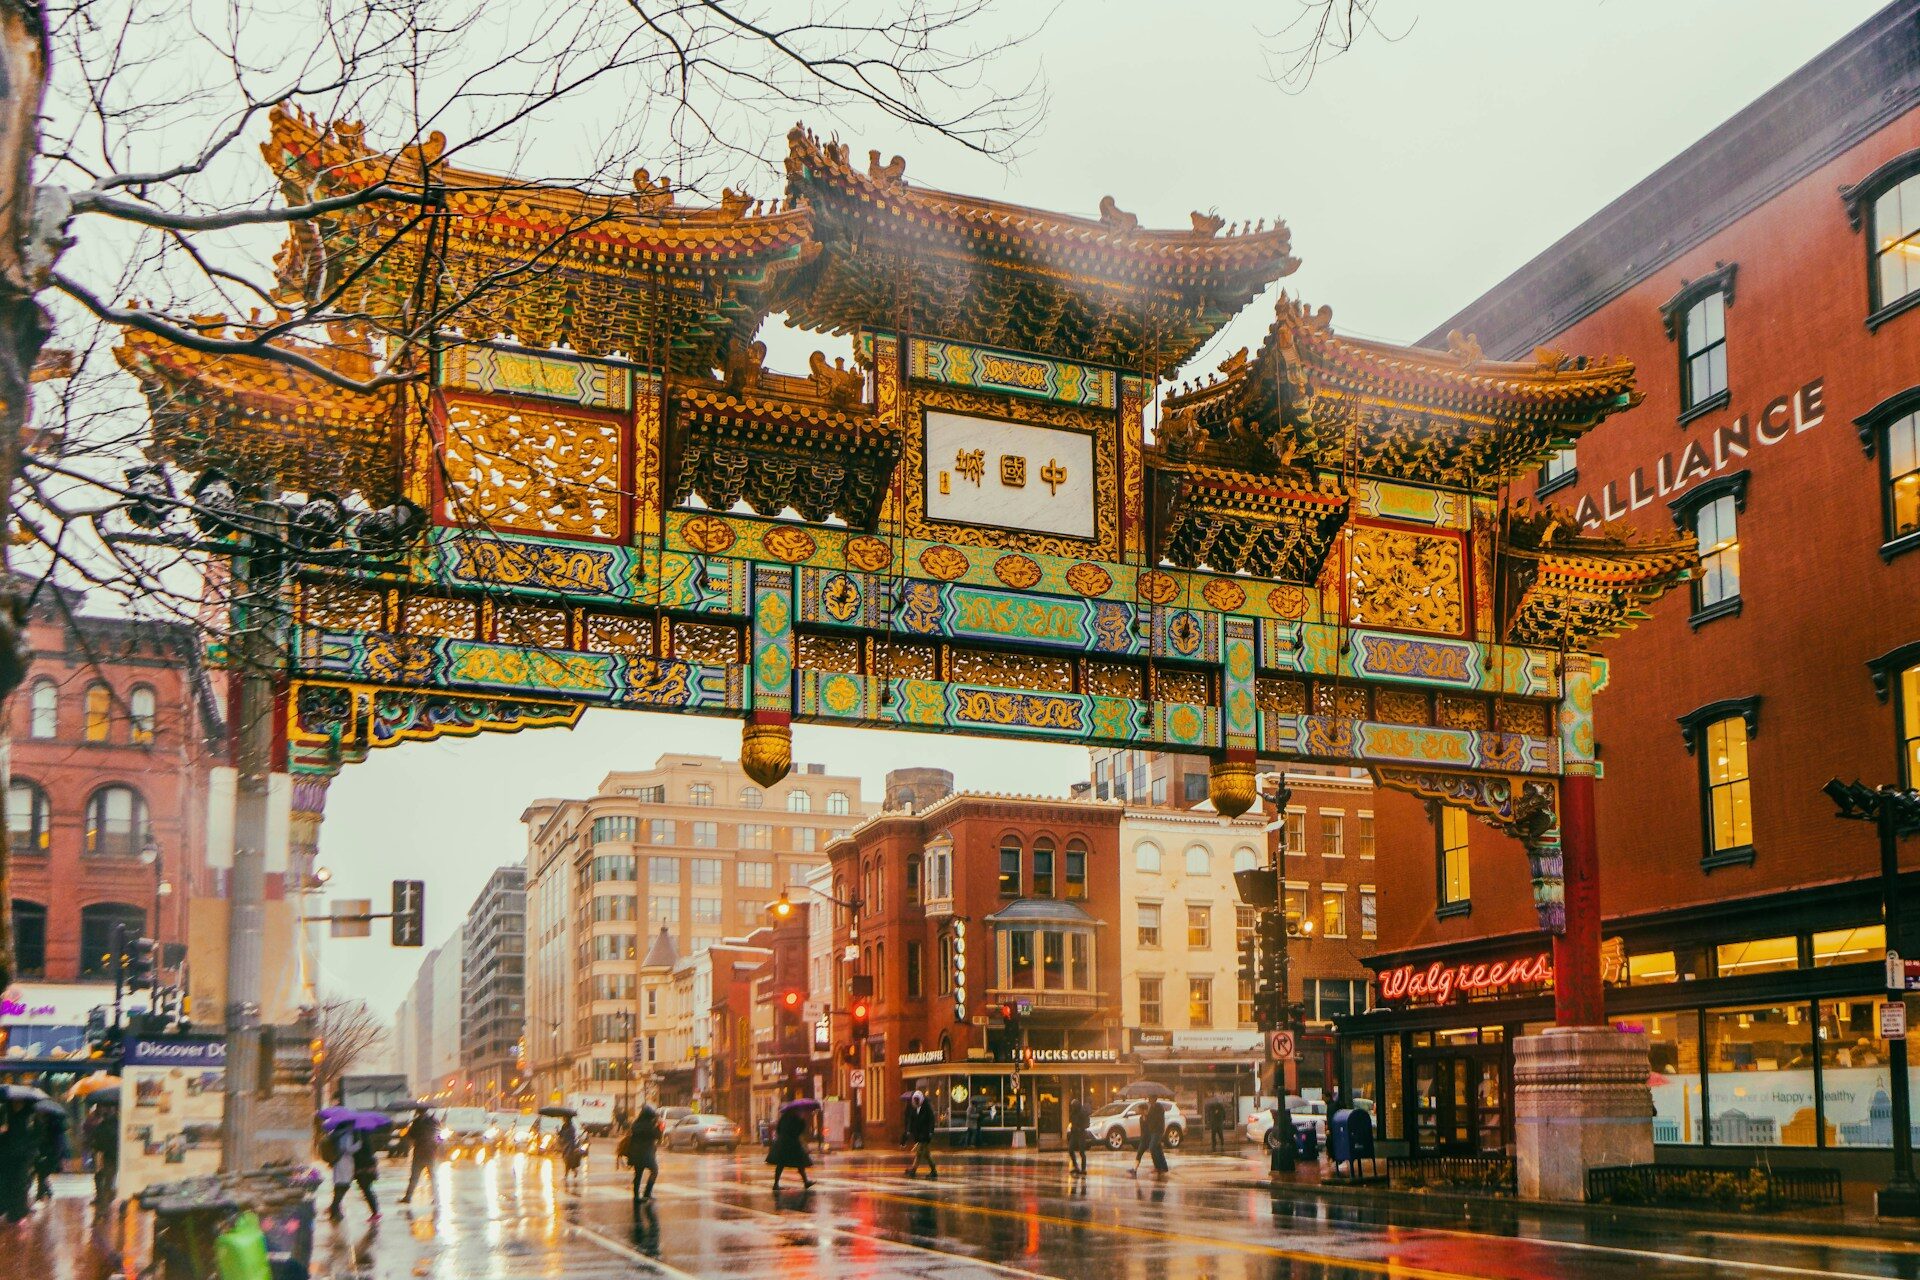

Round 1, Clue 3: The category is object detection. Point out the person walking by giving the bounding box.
[558,1117,586,1188]
[83,1102,118,1207]
[766,1105,814,1192]
[903,1092,937,1180]
[1066,1095,1091,1176]
[964,1097,984,1149]
[34,1104,68,1201]
[622,1104,661,1204]
[1205,1097,1227,1154]
[324,1120,378,1221]
[399,1110,438,1205]
[0,1094,40,1222]
[1131,1098,1168,1176]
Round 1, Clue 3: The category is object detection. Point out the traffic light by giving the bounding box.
[950,920,968,1023]
[780,990,802,1013]
[1237,925,1259,990]
[125,937,159,992]
[849,999,870,1041]
[392,879,425,947]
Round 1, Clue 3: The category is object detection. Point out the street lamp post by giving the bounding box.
[1823,779,1920,1218]
[770,884,865,1141]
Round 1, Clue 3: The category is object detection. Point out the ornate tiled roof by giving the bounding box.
[1150,463,1351,581]
[670,346,900,527]
[1158,296,1642,492]
[113,321,402,501]
[262,107,814,372]
[777,127,1299,376]
[1498,500,1698,649]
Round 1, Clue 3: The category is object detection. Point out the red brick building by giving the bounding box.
[1347,4,1920,1174]
[827,794,1124,1147]
[7,584,220,986]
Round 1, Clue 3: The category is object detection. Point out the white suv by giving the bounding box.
[1089,1099,1186,1150]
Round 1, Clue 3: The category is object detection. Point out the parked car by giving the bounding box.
[1089,1099,1186,1151]
[1244,1097,1330,1150]
[659,1105,695,1129]
[664,1113,741,1153]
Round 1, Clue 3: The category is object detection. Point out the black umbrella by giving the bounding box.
[34,1099,67,1122]
[2,1084,48,1104]
[538,1106,576,1118]
[1121,1081,1173,1100]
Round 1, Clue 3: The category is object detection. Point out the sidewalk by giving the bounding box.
[816,1145,1920,1244]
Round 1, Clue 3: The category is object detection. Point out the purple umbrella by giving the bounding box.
[779,1098,821,1114]
[317,1107,393,1132]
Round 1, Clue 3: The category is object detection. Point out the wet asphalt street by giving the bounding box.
[19,1147,1920,1278]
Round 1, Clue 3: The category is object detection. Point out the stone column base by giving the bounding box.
[1513,1026,1654,1202]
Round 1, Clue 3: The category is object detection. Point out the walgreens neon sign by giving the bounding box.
[1378,953,1553,1005]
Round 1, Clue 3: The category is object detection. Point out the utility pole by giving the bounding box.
[222,516,286,1172]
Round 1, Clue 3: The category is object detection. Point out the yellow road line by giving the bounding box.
[850,1185,1490,1280]
[1694,1229,1920,1256]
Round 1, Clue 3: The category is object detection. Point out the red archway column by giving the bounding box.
[1552,771,1603,1027]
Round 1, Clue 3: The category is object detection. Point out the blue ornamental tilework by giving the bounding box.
[797,670,1163,747]
[1261,712,1561,775]
[908,337,1116,409]
[1154,608,1219,664]
[438,343,632,410]
[436,529,637,600]
[751,564,794,714]
[1255,623,1558,698]
[797,573,1149,658]
[296,628,743,713]
[1559,653,1599,769]
[1222,618,1258,752]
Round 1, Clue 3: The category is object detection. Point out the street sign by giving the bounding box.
[1015,999,1032,1016]
[1887,951,1920,992]
[1267,1030,1296,1061]
[329,899,371,938]
[849,1068,866,1089]
[1884,1002,1908,1040]
[631,1037,645,1065]
[392,880,425,947]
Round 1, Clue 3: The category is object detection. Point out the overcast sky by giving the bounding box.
[311,0,1888,1015]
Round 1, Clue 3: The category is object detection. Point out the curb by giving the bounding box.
[806,1148,1920,1242]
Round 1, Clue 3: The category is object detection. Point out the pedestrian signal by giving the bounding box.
[392,879,426,947]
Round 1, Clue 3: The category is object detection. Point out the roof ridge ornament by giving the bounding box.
[867,150,906,185]
[1097,195,1138,234]
[1446,329,1484,367]
[1190,211,1225,237]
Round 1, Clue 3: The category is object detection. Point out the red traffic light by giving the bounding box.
[782,990,801,1009]
[850,1000,869,1020]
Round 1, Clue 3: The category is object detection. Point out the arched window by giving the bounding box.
[10,901,45,978]
[28,679,56,740]
[738,786,764,809]
[1233,845,1260,873]
[79,903,146,977]
[85,785,150,858]
[1135,840,1162,874]
[1031,836,1056,898]
[822,791,848,816]
[8,779,49,851]
[1185,844,1211,875]
[997,835,1022,897]
[688,783,713,807]
[129,685,158,746]
[1842,148,1920,323]
[787,790,812,814]
[84,683,112,743]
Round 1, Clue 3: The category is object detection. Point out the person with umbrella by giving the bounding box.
[902,1091,937,1180]
[81,1096,118,1207]
[556,1113,586,1188]
[619,1103,662,1204]
[399,1106,439,1206]
[33,1098,68,1201]
[321,1115,379,1221]
[1204,1095,1228,1154]
[767,1098,815,1192]
[1132,1096,1169,1176]
[0,1088,42,1222]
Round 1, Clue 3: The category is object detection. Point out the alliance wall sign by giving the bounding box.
[924,410,1095,540]
[1571,377,1825,529]
[1377,952,1554,1005]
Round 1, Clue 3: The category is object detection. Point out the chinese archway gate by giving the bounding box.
[115,112,1696,1195]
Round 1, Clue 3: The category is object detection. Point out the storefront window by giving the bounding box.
[1070,934,1090,991]
[1812,925,1886,968]
[1630,1012,1701,1144]
[1345,1038,1378,1116]
[1715,936,1797,978]
[1705,1003,1816,1146]
[1821,998,1896,1148]
[1008,930,1035,987]
[1042,930,1066,991]
[1624,951,1674,985]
